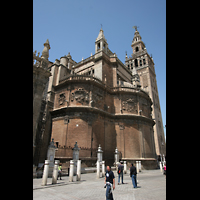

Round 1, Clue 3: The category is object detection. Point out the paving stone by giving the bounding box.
[33,170,166,200]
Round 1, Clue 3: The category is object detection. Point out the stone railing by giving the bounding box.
[59,74,105,87]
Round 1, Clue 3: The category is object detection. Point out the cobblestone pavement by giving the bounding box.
[33,169,166,200]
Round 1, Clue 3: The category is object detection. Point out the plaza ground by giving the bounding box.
[33,169,166,200]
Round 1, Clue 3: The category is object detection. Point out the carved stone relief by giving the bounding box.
[122,98,137,114]
[71,88,89,104]
[59,93,65,105]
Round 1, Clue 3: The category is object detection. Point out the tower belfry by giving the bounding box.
[125,28,166,156]
[95,28,108,53]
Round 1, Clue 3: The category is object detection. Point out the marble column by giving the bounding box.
[102,161,105,177]
[52,160,59,184]
[139,161,141,172]
[96,160,100,178]
[41,160,50,186]
[159,162,163,173]
[69,160,74,182]
[136,161,139,173]
[114,147,119,167]
[76,160,81,181]
[124,161,127,174]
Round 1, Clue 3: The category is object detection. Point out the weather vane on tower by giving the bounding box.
[132,26,139,31]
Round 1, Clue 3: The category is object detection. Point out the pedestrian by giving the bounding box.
[104,166,115,200]
[58,163,62,180]
[163,162,166,178]
[130,163,137,188]
[117,161,124,184]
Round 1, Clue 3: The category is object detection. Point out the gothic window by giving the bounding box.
[140,60,142,66]
[131,63,133,69]
[128,64,130,70]
[135,47,139,52]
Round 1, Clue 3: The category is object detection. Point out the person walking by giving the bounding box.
[57,163,62,180]
[104,166,115,200]
[130,163,137,188]
[117,161,124,184]
[163,162,166,178]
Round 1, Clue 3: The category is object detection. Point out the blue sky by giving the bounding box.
[33,0,166,140]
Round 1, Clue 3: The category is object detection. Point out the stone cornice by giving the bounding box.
[50,106,155,126]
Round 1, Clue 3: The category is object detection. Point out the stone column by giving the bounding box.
[47,138,56,176]
[139,161,141,172]
[69,160,74,182]
[76,160,81,181]
[97,144,103,163]
[114,147,119,167]
[136,161,139,173]
[102,161,105,177]
[72,141,80,175]
[159,162,163,173]
[41,160,50,186]
[96,160,100,178]
[124,161,127,174]
[52,160,59,184]
[163,154,165,162]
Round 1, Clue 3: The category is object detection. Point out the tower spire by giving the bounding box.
[95,28,108,53]
[41,39,51,60]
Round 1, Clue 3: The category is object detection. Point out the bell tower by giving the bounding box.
[95,28,108,54]
[125,27,166,157]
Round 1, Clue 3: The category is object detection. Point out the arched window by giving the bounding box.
[135,59,138,67]
[97,43,100,50]
[135,47,139,52]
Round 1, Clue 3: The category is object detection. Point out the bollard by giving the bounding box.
[124,161,127,174]
[76,160,81,181]
[69,160,74,182]
[139,161,141,172]
[136,161,139,173]
[159,162,163,173]
[41,160,50,186]
[52,160,59,184]
[96,160,100,178]
[102,161,105,177]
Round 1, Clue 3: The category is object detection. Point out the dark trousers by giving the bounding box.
[58,171,62,180]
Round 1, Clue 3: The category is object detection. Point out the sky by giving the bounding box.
[33,0,166,140]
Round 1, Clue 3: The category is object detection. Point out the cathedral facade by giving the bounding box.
[33,28,165,169]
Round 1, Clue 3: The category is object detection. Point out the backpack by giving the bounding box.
[117,165,121,174]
